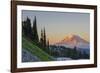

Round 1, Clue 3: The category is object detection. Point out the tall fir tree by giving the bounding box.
[43,27,46,48]
[47,39,49,49]
[46,39,50,54]
[32,16,39,42]
[40,29,44,47]
[24,17,33,39]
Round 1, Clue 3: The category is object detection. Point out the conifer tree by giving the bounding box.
[46,39,50,54]
[47,39,49,49]
[43,27,46,48]
[40,29,43,47]
[24,17,33,39]
[32,16,39,42]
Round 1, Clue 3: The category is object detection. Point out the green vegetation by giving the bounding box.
[22,16,49,52]
[22,37,54,61]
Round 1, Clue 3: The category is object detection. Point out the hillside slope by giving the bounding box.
[22,37,54,61]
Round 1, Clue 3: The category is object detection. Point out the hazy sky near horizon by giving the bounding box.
[22,10,90,44]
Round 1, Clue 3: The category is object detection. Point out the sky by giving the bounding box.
[22,10,90,44]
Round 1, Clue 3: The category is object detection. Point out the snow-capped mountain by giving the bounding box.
[55,34,89,49]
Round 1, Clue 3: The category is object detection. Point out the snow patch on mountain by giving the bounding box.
[55,34,89,49]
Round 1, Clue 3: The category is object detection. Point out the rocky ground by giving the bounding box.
[22,48,40,62]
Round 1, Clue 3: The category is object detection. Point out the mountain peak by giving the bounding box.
[62,34,88,43]
[56,34,89,48]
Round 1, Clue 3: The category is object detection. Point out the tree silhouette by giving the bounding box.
[22,17,33,39]
[46,39,50,54]
[22,16,51,54]
[40,29,44,47]
[47,39,49,49]
[32,16,39,42]
[43,27,46,48]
